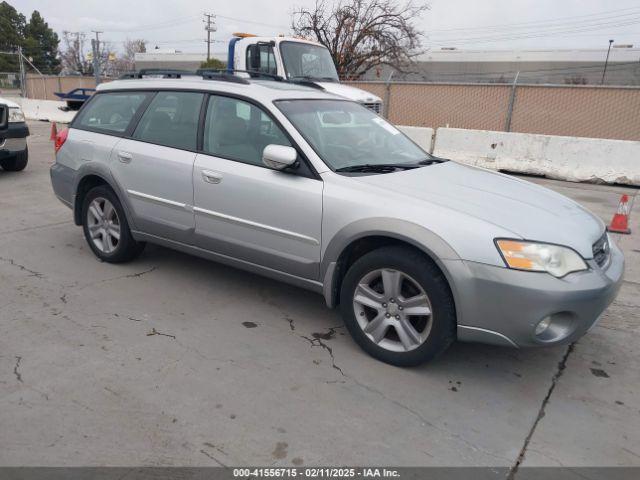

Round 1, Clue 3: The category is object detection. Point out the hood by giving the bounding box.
[0,96,21,109]
[316,82,382,104]
[353,161,604,259]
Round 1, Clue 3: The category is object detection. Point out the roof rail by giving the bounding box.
[199,68,285,82]
[197,70,251,85]
[119,69,195,79]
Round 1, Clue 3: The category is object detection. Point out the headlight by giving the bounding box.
[8,108,25,123]
[496,239,587,278]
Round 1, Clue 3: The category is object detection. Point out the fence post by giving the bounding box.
[504,70,520,132]
[17,46,26,97]
[383,70,394,119]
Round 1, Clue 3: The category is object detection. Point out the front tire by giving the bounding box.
[0,147,28,171]
[340,246,456,366]
[82,185,145,263]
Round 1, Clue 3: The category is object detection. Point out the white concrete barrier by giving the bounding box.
[13,98,76,124]
[433,128,640,186]
[397,125,434,152]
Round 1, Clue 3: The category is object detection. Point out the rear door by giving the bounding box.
[111,91,204,243]
[192,95,323,280]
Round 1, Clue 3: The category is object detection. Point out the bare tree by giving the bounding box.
[109,38,147,75]
[60,31,117,76]
[60,31,91,75]
[292,0,429,79]
[122,38,146,70]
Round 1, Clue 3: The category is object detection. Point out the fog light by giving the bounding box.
[535,317,552,336]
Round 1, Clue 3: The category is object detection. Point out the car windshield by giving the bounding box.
[280,41,339,82]
[276,99,431,171]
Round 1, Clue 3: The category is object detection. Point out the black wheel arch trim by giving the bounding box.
[72,163,137,230]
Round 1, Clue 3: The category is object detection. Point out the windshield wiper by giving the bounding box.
[418,156,448,165]
[335,163,422,173]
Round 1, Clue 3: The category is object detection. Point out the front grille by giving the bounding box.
[0,104,6,129]
[592,231,610,267]
[364,102,382,114]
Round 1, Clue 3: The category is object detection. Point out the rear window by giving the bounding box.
[75,92,148,133]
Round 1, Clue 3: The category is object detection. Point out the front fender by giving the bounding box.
[321,217,461,308]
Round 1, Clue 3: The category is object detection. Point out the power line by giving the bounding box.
[427,16,640,47]
[428,6,640,34]
[100,15,200,33]
[215,14,289,31]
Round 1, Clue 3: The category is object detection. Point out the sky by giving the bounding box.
[10,0,640,55]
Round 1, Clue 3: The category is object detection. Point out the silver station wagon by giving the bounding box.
[50,71,624,366]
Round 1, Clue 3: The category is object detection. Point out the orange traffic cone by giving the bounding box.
[49,122,57,141]
[607,194,631,234]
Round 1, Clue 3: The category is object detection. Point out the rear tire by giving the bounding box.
[0,147,28,171]
[82,185,145,263]
[340,246,456,367]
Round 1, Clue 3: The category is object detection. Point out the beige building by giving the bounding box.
[365,47,640,85]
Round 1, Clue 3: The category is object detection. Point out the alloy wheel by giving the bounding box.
[352,268,433,352]
[86,197,121,254]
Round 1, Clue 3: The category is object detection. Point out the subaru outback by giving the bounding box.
[50,72,624,366]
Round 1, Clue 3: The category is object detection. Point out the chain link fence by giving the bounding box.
[347,80,640,141]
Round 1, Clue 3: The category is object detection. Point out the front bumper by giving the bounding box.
[447,236,624,348]
[0,122,29,156]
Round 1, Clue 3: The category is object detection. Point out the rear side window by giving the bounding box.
[203,95,291,166]
[133,91,203,150]
[76,92,147,133]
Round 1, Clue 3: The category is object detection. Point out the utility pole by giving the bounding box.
[91,30,103,85]
[203,13,216,62]
[601,39,614,85]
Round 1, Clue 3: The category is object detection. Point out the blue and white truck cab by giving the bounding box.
[227,34,383,114]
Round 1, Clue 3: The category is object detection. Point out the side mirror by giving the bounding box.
[262,144,298,171]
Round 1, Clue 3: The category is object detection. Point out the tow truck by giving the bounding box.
[227,33,383,114]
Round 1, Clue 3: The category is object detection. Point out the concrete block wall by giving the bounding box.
[397,126,435,152]
[432,128,640,186]
[14,98,76,124]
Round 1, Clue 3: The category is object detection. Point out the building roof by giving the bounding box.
[417,47,640,63]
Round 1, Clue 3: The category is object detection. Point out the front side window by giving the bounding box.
[276,99,429,170]
[76,92,148,133]
[246,44,277,75]
[133,91,203,150]
[203,95,291,166]
[280,41,339,81]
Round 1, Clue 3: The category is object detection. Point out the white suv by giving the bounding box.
[50,72,623,366]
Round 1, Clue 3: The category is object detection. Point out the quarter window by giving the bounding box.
[203,96,291,166]
[133,91,203,150]
[76,92,148,133]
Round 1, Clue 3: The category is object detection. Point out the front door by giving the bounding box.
[193,95,323,280]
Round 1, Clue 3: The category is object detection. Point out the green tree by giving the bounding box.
[200,58,226,70]
[24,11,60,73]
[0,1,26,71]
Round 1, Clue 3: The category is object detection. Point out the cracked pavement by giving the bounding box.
[0,122,639,469]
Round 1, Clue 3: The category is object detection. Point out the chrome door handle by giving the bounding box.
[202,170,222,184]
[117,151,132,163]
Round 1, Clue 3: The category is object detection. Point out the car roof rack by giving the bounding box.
[197,69,286,83]
[197,70,251,84]
[119,69,196,79]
